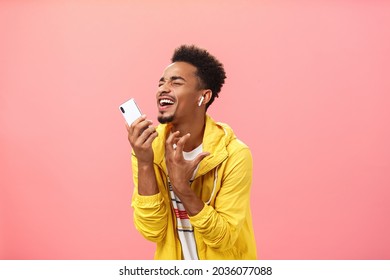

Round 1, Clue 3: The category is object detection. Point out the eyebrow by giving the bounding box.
[159,76,187,83]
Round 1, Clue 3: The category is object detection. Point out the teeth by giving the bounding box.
[160,99,174,106]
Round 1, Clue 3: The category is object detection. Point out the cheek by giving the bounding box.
[174,88,198,110]
[176,97,192,110]
[155,90,162,102]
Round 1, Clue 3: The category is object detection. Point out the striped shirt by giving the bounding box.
[168,144,202,260]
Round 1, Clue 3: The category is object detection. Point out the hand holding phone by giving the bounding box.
[120,98,158,164]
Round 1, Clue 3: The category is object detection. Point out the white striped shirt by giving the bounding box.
[168,144,202,260]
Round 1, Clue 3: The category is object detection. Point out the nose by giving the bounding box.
[157,82,171,95]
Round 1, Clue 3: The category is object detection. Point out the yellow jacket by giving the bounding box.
[131,115,257,259]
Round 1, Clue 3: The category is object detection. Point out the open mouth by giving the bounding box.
[158,97,176,110]
[159,99,175,106]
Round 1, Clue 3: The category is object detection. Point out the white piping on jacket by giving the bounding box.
[205,165,219,205]
[205,125,227,205]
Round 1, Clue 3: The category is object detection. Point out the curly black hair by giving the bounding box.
[171,45,226,110]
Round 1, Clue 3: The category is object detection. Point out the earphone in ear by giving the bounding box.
[198,96,204,107]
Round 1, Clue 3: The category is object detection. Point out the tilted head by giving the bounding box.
[171,45,226,111]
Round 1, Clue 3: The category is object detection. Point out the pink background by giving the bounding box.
[1,1,389,259]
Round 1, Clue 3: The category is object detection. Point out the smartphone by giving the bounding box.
[119,98,142,126]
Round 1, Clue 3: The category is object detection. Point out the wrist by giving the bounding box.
[137,160,154,170]
[171,181,192,197]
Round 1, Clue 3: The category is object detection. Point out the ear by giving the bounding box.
[202,89,212,105]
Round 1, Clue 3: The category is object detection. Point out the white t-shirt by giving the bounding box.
[168,143,202,260]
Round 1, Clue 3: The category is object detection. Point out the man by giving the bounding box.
[127,45,257,259]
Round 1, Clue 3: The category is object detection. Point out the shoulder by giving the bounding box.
[222,137,253,181]
[216,121,253,168]
[226,137,253,165]
[215,120,251,157]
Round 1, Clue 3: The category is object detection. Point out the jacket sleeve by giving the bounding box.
[131,154,168,243]
[189,146,253,250]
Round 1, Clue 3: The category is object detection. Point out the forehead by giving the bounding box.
[161,61,198,79]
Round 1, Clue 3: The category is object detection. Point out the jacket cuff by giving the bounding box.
[132,192,163,208]
[189,203,212,226]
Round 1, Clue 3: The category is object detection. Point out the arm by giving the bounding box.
[126,115,159,195]
[131,155,168,242]
[127,116,168,242]
[189,147,253,250]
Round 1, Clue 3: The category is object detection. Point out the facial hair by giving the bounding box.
[158,114,174,124]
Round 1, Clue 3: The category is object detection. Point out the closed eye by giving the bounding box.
[158,76,186,87]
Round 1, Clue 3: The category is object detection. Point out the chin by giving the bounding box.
[158,114,175,124]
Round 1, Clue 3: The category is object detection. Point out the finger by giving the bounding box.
[129,114,147,132]
[136,126,157,145]
[192,151,210,166]
[143,131,158,146]
[129,118,148,138]
[131,119,153,141]
[175,133,190,155]
[166,131,180,144]
[166,131,180,153]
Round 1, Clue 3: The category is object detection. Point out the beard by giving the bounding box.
[157,114,175,124]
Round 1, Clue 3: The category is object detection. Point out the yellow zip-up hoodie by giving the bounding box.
[131,115,257,259]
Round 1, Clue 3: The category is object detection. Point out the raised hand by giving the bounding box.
[165,131,209,196]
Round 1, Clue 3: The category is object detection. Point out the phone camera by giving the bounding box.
[120,107,125,113]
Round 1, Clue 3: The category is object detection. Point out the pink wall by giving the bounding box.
[1,1,389,259]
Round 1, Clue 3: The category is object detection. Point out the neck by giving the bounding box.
[171,114,206,152]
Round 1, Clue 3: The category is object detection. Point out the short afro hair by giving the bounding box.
[171,45,226,110]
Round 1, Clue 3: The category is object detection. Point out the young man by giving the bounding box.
[126,45,257,259]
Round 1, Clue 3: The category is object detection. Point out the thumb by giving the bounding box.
[193,152,210,166]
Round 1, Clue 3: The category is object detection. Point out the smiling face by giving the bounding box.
[156,61,205,124]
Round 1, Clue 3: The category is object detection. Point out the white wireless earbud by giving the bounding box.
[198,96,204,107]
